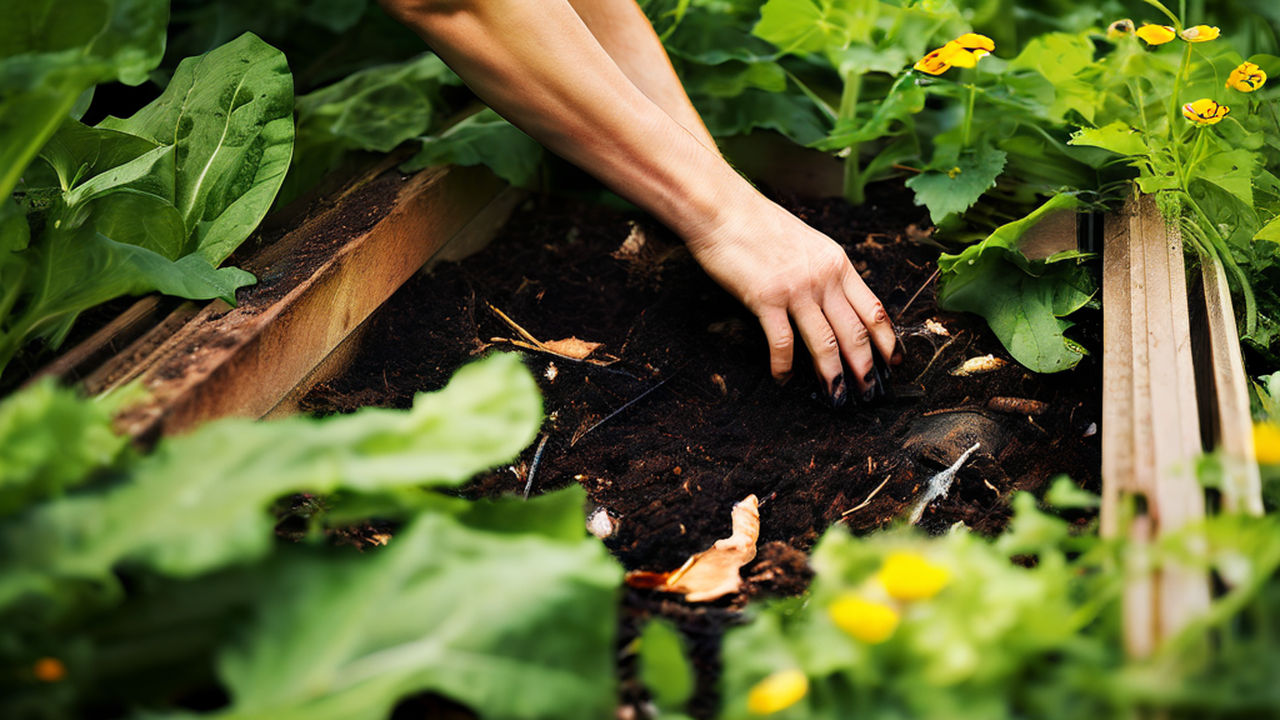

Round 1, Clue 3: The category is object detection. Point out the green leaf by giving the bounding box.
[937,194,1095,373]
[639,619,695,712]
[0,353,543,600]
[753,0,879,55]
[1069,121,1148,157]
[402,110,544,187]
[0,0,168,199]
[100,33,295,264]
[37,119,162,191]
[211,497,620,720]
[1194,147,1255,210]
[1256,215,1280,243]
[0,379,128,517]
[295,53,460,154]
[92,192,188,259]
[63,144,175,208]
[905,150,1008,224]
[1008,32,1101,123]
[697,87,832,146]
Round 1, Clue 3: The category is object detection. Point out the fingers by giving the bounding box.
[842,272,900,366]
[791,302,847,407]
[757,307,794,384]
[819,290,876,398]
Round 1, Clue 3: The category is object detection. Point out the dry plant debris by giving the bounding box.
[625,494,760,602]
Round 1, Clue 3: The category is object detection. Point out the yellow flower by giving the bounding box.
[1136,23,1177,45]
[1182,98,1230,124]
[913,33,995,75]
[1254,422,1280,465]
[1227,61,1267,92]
[829,594,900,643]
[746,669,808,715]
[1180,25,1220,42]
[1107,19,1135,40]
[876,551,950,601]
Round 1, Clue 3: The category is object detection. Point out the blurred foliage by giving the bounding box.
[0,354,623,720]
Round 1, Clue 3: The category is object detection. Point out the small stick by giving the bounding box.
[488,303,549,350]
[841,473,893,517]
[912,332,960,384]
[894,266,941,324]
[523,434,551,499]
[571,373,676,446]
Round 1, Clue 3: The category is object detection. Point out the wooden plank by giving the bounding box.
[104,164,505,442]
[263,186,527,419]
[1101,195,1210,658]
[1101,203,1134,539]
[25,296,171,386]
[1199,256,1264,516]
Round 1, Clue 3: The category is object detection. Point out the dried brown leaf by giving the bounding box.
[542,337,603,360]
[623,495,760,602]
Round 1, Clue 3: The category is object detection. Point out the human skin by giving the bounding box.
[377,0,900,402]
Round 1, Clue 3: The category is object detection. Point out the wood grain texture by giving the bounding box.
[101,164,506,442]
[1102,195,1210,657]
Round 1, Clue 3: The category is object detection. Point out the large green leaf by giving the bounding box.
[0,0,168,199]
[1069,121,1148,157]
[0,353,542,603]
[100,33,295,264]
[937,194,1094,373]
[753,0,879,55]
[36,119,162,192]
[403,110,544,187]
[295,53,459,154]
[209,492,620,720]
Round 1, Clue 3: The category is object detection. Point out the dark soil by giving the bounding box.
[299,182,1102,718]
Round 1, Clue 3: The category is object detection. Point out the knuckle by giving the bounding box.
[850,323,871,345]
[770,334,794,352]
[867,302,890,326]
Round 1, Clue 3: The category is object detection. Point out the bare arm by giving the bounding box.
[379,0,898,402]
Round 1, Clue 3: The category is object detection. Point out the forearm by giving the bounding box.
[565,0,718,152]
[381,0,759,242]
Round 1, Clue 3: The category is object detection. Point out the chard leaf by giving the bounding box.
[905,150,1008,224]
[0,0,168,199]
[403,110,544,187]
[295,53,460,154]
[91,191,188,259]
[63,144,175,208]
[37,119,161,191]
[209,493,620,720]
[100,33,295,264]
[1069,121,1148,157]
[0,353,542,597]
[937,194,1094,373]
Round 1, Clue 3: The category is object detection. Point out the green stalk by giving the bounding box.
[840,71,865,205]
[962,82,977,148]
[1168,42,1193,141]
[1182,191,1257,334]
[1141,0,1183,29]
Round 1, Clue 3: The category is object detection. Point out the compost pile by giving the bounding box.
[301,184,1101,714]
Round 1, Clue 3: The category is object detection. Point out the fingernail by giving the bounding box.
[776,371,792,387]
[862,384,877,403]
[829,374,847,408]
[872,348,891,380]
[890,340,905,366]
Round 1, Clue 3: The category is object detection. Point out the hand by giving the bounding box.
[685,197,901,405]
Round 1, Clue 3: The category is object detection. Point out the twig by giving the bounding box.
[894,266,941,324]
[912,332,960,384]
[523,434,550,499]
[841,474,893,517]
[488,303,548,349]
[571,373,677,446]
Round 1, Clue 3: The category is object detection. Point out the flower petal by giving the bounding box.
[747,670,809,715]
[1180,24,1220,42]
[1136,23,1176,44]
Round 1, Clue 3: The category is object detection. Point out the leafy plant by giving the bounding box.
[2,32,295,376]
[0,353,623,720]
[718,490,1280,719]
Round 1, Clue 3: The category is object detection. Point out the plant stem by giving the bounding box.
[1168,42,1193,141]
[962,82,977,148]
[1182,191,1257,333]
[840,71,865,205]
